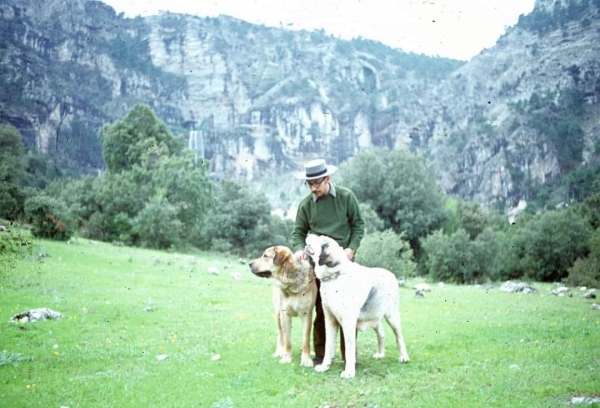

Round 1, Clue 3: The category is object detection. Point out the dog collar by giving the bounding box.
[319,271,341,282]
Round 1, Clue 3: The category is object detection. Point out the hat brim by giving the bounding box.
[294,165,338,180]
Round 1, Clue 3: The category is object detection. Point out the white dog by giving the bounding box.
[305,234,410,378]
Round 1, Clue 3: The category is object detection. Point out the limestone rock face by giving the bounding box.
[1,0,599,210]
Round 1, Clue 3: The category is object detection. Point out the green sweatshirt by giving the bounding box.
[291,184,365,252]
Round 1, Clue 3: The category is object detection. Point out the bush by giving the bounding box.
[566,227,600,287]
[131,197,183,249]
[0,226,33,272]
[24,195,73,240]
[566,257,600,287]
[355,229,415,278]
[421,229,471,283]
[505,210,592,282]
[202,180,272,256]
[421,226,502,284]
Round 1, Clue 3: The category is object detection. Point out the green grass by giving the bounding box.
[1,239,599,408]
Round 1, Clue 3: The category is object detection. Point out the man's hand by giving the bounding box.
[345,248,355,261]
[295,250,306,261]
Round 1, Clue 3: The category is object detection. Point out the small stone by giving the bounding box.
[211,354,221,361]
[156,354,168,361]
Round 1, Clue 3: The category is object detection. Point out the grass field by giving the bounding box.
[0,238,599,408]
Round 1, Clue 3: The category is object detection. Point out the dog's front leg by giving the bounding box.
[315,308,338,373]
[272,289,284,358]
[279,311,293,364]
[340,319,358,379]
[300,309,314,367]
[272,309,284,358]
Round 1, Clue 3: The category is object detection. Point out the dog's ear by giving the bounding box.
[273,247,291,266]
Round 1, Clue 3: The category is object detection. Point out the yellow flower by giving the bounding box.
[54,351,59,356]
[158,345,164,350]
[26,385,31,389]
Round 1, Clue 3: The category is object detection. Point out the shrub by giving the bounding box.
[421,229,472,283]
[510,210,591,282]
[0,226,33,273]
[566,257,600,287]
[24,195,73,240]
[355,229,415,278]
[131,197,183,249]
[566,227,600,287]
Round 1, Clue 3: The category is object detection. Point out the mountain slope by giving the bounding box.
[1,0,599,212]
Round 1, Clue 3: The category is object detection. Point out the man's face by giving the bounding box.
[306,176,330,197]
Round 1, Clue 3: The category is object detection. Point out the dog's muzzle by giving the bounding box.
[252,271,272,278]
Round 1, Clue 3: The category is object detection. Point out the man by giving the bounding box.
[291,158,365,365]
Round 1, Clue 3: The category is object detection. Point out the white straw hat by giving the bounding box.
[294,159,338,180]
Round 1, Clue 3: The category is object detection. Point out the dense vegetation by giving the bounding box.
[518,0,600,35]
[1,105,599,287]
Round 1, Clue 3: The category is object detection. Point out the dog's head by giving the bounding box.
[304,234,344,279]
[249,246,292,279]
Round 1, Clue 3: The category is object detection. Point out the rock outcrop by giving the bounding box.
[1,0,599,212]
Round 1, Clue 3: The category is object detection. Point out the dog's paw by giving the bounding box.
[315,363,330,372]
[399,355,410,363]
[300,355,314,368]
[340,369,356,379]
[373,352,385,359]
[271,351,283,358]
[279,355,292,364]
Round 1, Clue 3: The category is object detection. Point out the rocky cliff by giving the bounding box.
[1,0,599,211]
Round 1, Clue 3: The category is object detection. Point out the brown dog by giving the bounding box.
[249,246,317,367]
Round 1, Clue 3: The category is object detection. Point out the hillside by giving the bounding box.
[1,0,599,211]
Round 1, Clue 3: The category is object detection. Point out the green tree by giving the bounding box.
[566,227,600,287]
[60,104,214,248]
[0,124,26,219]
[421,229,472,283]
[131,197,183,249]
[203,180,272,256]
[100,104,184,174]
[502,209,591,282]
[340,148,447,252]
[355,229,415,278]
[151,155,213,247]
[458,201,489,239]
[359,202,385,233]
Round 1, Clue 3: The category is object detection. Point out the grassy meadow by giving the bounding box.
[0,238,599,408]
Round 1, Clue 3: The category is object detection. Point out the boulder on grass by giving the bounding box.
[10,308,62,323]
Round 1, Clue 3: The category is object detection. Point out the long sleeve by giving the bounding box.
[346,190,365,251]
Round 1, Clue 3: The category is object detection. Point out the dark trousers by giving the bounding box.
[314,278,353,361]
